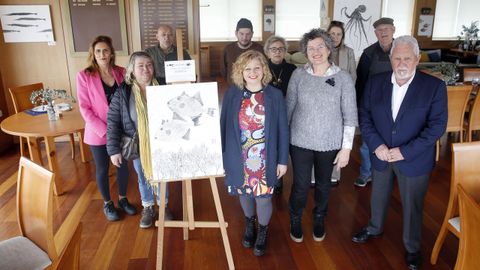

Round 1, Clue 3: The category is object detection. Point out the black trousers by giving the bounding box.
[90,145,129,202]
[367,163,430,253]
[289,145,338,217]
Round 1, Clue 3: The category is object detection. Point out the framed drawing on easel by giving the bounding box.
[146,82,224,181]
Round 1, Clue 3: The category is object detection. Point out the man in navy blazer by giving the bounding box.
[352,36,448,270]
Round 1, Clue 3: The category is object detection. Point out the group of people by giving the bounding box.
[220,17,447,270]
[77,25,187,229]
[77,15,448,269]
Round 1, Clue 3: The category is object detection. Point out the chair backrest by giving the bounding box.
[8,82,44,113]
[449,142,480,218]
[463,68,480,83]
[455,184,480,270]
[16,157,57,260]
[468,88,480,132]
[446,85,472,132]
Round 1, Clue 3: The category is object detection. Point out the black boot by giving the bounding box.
[253,224,268,256]
[242,216,256,248]
[313,214,325,241]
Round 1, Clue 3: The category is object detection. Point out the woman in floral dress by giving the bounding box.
[220,50,289,256]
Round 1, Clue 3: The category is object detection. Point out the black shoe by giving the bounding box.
[405,252,422,270]
[103,201,120,221]
[313,214,325,242]
[140,205,155,228]
[290,215,303,242]
[253,224,268,256]
[242,216,257,248]
[118,198,137,215]
[352,228,382,243]
[330,178,340,187]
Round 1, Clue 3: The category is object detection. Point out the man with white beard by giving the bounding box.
[351,36,448,270]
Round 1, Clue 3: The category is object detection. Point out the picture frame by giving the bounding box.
[62,0,128,56]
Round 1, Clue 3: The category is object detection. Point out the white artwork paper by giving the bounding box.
[333,0,381,60]
[164,60,196,83]
[264,14,274,33]
[0,5,54,43]
[146,82,224,182]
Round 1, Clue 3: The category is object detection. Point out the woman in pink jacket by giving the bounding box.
[77,36,136,221]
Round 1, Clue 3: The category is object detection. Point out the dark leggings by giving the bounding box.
[90,145,129,202]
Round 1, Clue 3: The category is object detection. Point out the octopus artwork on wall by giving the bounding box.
[333,0,382,60]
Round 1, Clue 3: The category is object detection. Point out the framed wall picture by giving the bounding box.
[0,5,54,43]
[146,82,224,182]
[62,0,128,56]
[333,0,382,60]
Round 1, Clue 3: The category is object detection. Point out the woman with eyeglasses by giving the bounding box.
[263,35,297,194]
[286,28,357,243]
[327,20,357,186]
[264,35,297,97]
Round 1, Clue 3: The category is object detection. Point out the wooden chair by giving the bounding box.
[455,184,480,270]
[8,83,76,160]
[430,142,480,264]
[463,68,480,83]
[465,88,480,141]
[0,157,82,269]
[436,85,472,160]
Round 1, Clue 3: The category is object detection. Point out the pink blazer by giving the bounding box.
[76,66,125,145]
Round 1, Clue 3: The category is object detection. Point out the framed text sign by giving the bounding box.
[63,0,128,56]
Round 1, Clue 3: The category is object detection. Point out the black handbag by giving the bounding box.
[121,131,139,160]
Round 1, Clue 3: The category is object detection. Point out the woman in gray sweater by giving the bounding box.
[286,28,358,243]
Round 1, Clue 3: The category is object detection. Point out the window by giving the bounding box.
[199,0,262,42]
[276,0,321,40]
[433,0,480,39]
[382,0,414,36]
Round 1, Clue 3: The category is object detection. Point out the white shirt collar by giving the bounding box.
[390,72,416,88]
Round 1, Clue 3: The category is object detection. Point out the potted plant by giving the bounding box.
[458,21,479,51]
[30,88,70,121]
[431,62,459,85]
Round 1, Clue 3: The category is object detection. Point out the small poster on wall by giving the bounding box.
[0,5,54,43]
[146,82,224,182]
[417,15,434,37]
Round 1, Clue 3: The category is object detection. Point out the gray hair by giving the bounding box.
[124,51,156,85]
[390,35,420,57]
[264,35,288,54]
[300,28,335,64]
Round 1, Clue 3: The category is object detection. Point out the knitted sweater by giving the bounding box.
[286,67,358,151]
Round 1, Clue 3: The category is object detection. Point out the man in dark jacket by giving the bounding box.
[354,17,395,187]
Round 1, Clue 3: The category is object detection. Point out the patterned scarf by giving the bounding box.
[132,78,159,183]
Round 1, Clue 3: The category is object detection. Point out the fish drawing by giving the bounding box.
[2,29,20,33]
[7,23,38,28]
[167,92,205,125]
[5,12,38,16]
[15,17,46,21]
[154,118,193,141]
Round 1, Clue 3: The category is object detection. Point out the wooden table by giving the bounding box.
[0,105,88,195]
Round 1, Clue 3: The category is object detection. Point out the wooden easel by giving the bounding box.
[154,29,234,270]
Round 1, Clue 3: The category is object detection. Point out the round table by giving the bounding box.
[1,105,88,195]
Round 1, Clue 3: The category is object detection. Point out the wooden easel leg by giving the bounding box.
[156,181,167,270]
[186,180,195,230]
[182,181,189,240]
[209,177,235,270]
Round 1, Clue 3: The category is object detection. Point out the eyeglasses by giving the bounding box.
[307,45,327,53]
[268,47,286,53]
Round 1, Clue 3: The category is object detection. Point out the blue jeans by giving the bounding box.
[133,158,168,207]
[359,141,372,177]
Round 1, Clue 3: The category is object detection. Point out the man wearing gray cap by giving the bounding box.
[223,18,264,84]
[354,17,396,188]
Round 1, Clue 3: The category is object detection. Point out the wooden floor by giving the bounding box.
[0,80,460,269]
[0,136,460,270]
